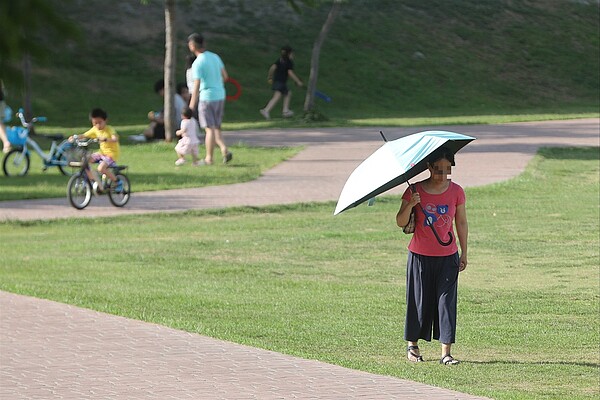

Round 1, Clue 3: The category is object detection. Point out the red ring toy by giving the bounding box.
[225,77,242,101]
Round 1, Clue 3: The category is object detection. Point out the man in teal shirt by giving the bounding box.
[188,33,232,165]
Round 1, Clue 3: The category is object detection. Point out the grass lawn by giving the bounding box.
[0,146,598,399]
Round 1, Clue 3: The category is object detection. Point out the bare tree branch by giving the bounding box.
[303,0,342,114]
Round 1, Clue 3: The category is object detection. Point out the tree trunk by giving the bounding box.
[163,0,176,142]
[303,0,341,113]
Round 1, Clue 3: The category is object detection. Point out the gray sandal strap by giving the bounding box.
[440,354,460,365]
[407,346,424,362]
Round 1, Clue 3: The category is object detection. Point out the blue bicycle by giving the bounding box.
[2,108,82,177]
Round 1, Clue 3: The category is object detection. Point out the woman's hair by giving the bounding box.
[427,146,455,166]
[280,45,293,60]
[176,82,188,96]
[154,79,165,94]
[186,53,196,69]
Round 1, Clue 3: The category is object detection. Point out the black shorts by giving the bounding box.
[153,123,165,140]
[271,81,289,95]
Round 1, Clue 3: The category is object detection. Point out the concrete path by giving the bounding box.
[1,119,597,222]
[1,291,489,400]
[1,119,598,399]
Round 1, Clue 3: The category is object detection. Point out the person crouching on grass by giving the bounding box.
[70,108,121,193]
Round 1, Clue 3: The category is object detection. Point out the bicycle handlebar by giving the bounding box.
[72,135,99,147]
[16,108,46,128]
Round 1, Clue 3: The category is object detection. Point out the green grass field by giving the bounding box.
[1,146,598,399]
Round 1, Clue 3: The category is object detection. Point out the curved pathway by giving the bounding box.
[1,119,597,221]
[1,119,598,399]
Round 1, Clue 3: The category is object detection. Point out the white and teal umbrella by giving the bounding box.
[334,130,475,216]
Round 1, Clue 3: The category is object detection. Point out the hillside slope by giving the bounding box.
[8,0,600,126]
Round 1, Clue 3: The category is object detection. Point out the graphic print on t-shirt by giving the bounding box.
[423,203,439,226]
[423,202,452,235]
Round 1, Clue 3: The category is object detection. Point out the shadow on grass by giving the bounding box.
[463,360,599,368]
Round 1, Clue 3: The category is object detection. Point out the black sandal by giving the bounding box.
[407,345,424,362]
[440,354,460,365]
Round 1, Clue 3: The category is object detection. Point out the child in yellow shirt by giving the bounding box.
[70,108,121,192]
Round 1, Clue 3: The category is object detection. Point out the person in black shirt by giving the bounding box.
[260,45,303,119]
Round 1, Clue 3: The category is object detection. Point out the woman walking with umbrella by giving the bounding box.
[396,146,469,365]
[334,130,474,363]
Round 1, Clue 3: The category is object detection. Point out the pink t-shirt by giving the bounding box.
[401,181,465,256]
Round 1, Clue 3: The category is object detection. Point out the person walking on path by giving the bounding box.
[259,45,303,120]
[395,147,469,366]
[187,33,232,165]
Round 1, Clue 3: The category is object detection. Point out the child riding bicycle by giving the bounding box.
[69,108,121,193]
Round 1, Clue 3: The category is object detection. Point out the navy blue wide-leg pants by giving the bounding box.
[404,251,459,344]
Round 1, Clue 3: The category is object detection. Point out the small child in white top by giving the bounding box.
[175,108,201,166]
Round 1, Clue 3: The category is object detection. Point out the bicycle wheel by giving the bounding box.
[108,173,130,207]
[56,141,84,176]
[2,149,30,177]
[67,173,92,209]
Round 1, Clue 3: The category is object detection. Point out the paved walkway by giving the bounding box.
[1,119,598,221]
[1,119,598,399]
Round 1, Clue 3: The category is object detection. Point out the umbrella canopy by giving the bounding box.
[334,130,475,215]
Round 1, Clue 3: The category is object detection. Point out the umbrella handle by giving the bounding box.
[428,222,453,246]
[408,181,453,247]
[419,203,454,246]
